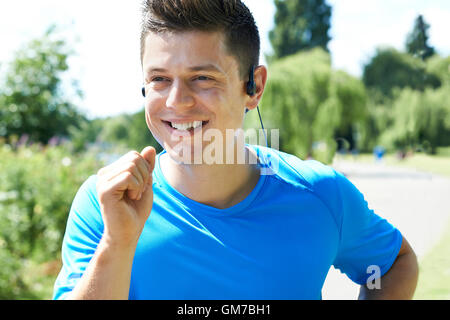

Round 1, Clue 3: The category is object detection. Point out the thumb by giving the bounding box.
[141,146,156,174]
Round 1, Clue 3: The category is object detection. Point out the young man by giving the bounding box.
[53,0,418,300]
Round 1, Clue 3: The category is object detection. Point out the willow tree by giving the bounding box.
[246,48,367,163]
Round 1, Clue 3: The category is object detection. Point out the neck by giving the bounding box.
[160,145,261,209]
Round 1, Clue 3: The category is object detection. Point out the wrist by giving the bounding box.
[99,233,139,255]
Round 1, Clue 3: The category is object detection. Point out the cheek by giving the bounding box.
[144,107,166,148]
[144,99,163,134]
[200,87,241,115]
[145,93,165,119]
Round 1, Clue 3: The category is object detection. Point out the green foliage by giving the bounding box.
[331,70,367,151]
[67,118,104,153]
[0,142,103,298]
[378,86,450,153]
[362,47,441,101]
[268,0,332,60]
[357,100,393,153]
[426,55,450,86]
[248,48,367,163]
[0,25,85,144]
[96,109,163,153]
[360,51,450,153]
[406,15,435,60]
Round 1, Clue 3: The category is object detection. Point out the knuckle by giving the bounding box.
[123,171,134,180]
[124,172,140,186]
[125,162,137,172]
[128,150,141,160]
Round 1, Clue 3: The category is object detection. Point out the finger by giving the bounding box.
[104,162,144,198]
[97,155,132,177]
[105,170,141,201]
[134,157,151,186]
[134,178,154,218]
[98,150,145,177]
[122,151,151,186]
[141,146,156,175]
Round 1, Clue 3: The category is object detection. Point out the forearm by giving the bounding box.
[66,237,137,300]
[358,250,419,300]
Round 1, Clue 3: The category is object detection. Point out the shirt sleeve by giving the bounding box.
[52,175,103,300]
[332,170,403,285]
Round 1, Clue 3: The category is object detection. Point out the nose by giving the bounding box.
[166,79,195,110]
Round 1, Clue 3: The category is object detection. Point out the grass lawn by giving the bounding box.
[385,154,450,178]
[414,221,450,299]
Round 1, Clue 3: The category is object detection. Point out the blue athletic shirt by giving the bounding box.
[53,145,403,300]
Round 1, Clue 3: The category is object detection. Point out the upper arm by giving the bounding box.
[332,170,403,285]
[397,236,415,258]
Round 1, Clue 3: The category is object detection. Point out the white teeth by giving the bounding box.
[170,121,203,131]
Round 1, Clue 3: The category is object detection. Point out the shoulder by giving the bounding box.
[66,174,103,235]
[78,174,99,197]
[252,145,341,192]
[72,175,100,210]
[251,145,345,222]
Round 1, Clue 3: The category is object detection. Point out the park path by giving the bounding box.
[321,157,450,299]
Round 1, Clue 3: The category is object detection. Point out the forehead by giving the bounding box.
[142,30,239,75]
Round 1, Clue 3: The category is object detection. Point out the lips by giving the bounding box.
[173,121,201,130]
[162,119,210,136]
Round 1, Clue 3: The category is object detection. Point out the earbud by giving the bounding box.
[246,65,256,96]
[245,65,255,114]
[142,86,146,97]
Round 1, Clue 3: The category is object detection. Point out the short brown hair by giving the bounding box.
[140,0,260,79]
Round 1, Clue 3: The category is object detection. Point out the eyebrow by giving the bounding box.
[146,64,225,75]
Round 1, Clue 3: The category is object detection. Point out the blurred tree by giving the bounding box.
[426,54,450,86]
[248,48,366,163]
[406,14,435,61]
[331,70,367,151]
[67,118,104,153]
[357,100,393,153]
[98,109,162,153]
[0,25,85,145]
[378,87,450,154]
[268,0,332,60]
[362,47,441,101]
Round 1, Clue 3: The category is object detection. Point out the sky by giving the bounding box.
[1,0,449,119]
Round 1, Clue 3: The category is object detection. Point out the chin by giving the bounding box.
[163,139,206,165]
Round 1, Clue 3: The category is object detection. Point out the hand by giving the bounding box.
[96,146,156,248]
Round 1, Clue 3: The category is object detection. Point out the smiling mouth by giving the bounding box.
[163,120,209,132]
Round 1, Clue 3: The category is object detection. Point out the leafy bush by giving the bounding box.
[0,141,103,298]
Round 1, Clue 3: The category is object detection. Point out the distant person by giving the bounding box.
[53,0,418,300]
[373,146,386,163]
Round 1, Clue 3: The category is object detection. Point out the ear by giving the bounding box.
[245,65,268,112]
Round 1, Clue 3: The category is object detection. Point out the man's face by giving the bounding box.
[141,30,248,163]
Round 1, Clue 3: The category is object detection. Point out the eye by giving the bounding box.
[194,75,212,81]
[151,76,169,82]
[148,76,171,90]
